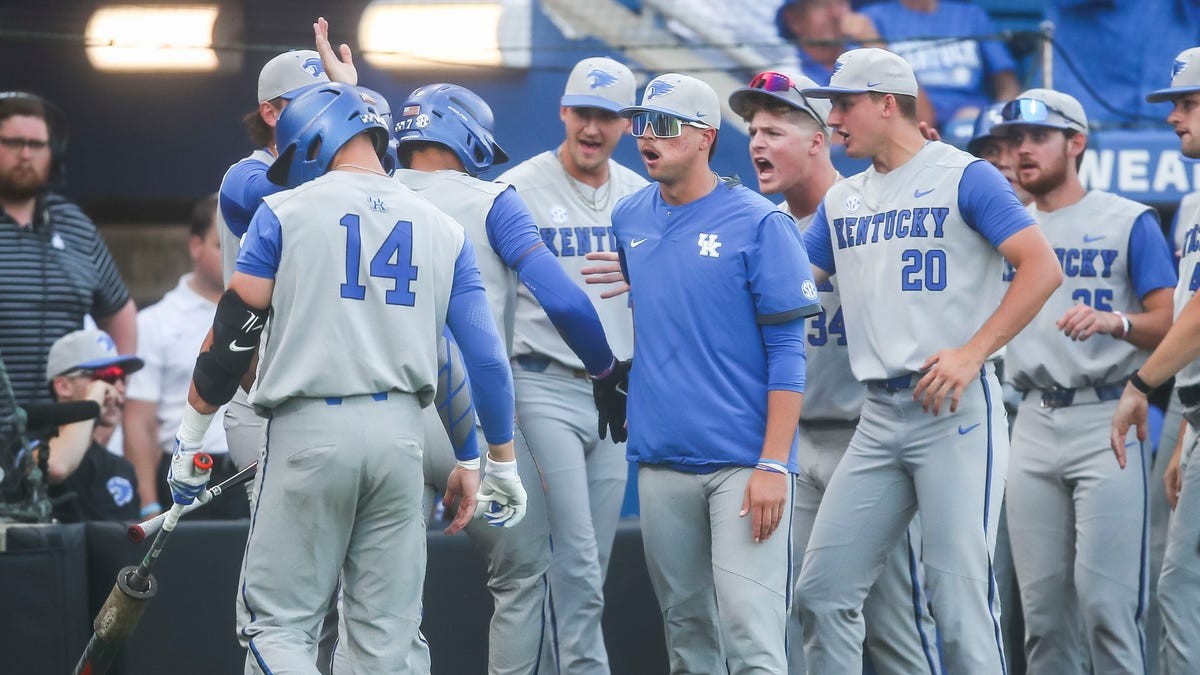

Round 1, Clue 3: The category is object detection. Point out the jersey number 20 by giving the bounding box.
[339,213,419,306]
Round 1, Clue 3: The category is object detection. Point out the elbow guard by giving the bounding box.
[193,289,268,406]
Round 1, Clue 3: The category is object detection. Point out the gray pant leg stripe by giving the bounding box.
[906,531,940,674]
[979,368,1009,674]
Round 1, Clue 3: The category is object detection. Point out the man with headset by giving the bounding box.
[0,92,136,414]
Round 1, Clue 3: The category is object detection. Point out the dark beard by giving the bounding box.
[0,165,48,201]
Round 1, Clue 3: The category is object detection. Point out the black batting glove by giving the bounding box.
[592,359,632,443]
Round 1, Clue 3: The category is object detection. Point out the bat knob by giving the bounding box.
[193,452,214,472]
[127,524,146,544]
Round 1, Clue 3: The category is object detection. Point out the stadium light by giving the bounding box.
[85,5,229,72]
[359,0,530,70]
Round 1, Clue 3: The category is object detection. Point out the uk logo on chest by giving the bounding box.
[697,233,722,257]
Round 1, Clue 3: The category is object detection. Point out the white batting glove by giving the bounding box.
[474,456,527,528]
[167,436,212,506]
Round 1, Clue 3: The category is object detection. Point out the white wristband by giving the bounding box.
[1113,311,1132,339]
[178,403,215,448]
[485,454,519,480]
[456,458,480,471]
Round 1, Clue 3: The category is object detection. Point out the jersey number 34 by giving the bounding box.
[339,213,419,306]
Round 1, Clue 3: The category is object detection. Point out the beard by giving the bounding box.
[1017,160,1068,197]
[0,162,49,200]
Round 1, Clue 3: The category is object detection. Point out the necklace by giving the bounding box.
[333,162,389,177]
[561,161,612,212]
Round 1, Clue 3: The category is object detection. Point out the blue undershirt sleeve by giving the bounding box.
[435,326,481,462]
[446,241,515,445]
[762,318,807,394]
[958,160,1035,248]
[802,202,836,275]
[1126,209,1179,299]
[487,187,615,376]
[235,204,283,279]
[219,158,283,238]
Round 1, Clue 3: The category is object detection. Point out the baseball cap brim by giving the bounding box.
[800,85,871,99]
[618,104,710,125]
[1147,85,1200,103]
[68,355,144,376]
[561,94,624,113]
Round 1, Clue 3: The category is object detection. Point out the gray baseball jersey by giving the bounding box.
[1175,197,1200,389]
[392,168,519,352]
[817,143,1010,381]
[1006,191,1155,390]
[249,172,463,409]
[499,151,646,365]
[498,150,645,673]
[788,209,865,422]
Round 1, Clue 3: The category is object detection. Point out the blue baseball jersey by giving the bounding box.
[612,180,821,473]
[863,1,1016,123]
[217,149,282,286]
[804,143,1033,381]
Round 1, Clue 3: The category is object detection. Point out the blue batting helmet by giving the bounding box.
[394,83,509,176]
[967,102,1008,157]
[267,83,390,188]
[358,86,398,173]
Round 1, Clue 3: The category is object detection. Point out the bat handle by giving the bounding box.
[162,503,185,533]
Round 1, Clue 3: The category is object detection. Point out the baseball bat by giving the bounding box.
[73,452,213,675]
[127,461,258,544]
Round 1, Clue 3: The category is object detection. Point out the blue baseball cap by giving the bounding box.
[967,103,1007,156]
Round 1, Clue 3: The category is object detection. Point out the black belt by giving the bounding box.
[1026,382,1126,409]
[1179,384,1200,408]
[865,374,917,392]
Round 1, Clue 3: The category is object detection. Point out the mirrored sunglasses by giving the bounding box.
[747,71,824,125]
[1000,98,1086,130]
[630,111,710,138]
[72,365,127,384]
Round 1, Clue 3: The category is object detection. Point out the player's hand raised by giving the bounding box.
[581,252,630,299]
[740,468,788,543]
[443,463,480,535]
[314,17,358,86]
[1110,382,1148,469]
[914,346,986,415]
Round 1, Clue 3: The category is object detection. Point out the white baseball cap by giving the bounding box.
[45,330,143,382]
[258,50,330,103]
[729,70,831,131]
[620,73,721,129]
[561,57,637,113]
[802,48,919,99]
[995,88,1089,134]
[1147,47,1200,103]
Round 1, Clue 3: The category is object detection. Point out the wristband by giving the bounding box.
[140,502,162,518]
[755,459,790,475]
[590,356,617,381]
[1113,311,1132,339]
[456,458,480,471]
[1129,371,1154,395]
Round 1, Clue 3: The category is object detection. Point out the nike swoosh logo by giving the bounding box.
[229,341,256,353]
[630,238,648,247]
[958,423,981,435]
[867,81,882,87]
[1083,234,1105,243]
[913,188,935,198]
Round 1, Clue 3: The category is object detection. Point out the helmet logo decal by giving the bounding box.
[587,68,619,89]
[646,81,675,100]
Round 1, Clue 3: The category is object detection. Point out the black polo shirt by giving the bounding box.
[48,440,140,523]
[0,193,130,410]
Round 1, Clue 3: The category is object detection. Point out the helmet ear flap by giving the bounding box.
[267,143,298,186]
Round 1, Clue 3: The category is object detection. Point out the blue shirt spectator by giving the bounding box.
[862,0,1020,125]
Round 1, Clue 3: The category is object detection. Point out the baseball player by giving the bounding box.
[611,72,822,673]
[495,56,647,674]
[794,48,1063,673]
[728,70,940,675]
[392,81,628,674]
[997,88,1176,674]
[168,82,525,673]
[1112,46,1200,674]
[969,102,1032,207]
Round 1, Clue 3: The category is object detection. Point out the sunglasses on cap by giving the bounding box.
[630,111,711,138]
[1000,98,1086,131]
[69,365,127,385]
[746,71,825,124]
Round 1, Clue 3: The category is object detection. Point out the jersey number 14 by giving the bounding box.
[339,213,419,306]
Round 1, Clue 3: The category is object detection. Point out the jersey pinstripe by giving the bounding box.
[249,172,465,409]
[1006,191,1154,390]
[499,151,647,365]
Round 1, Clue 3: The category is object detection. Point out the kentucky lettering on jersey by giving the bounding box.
[831,207,950,248]
[1006,190,1175,391]
[538,225,619,257]
[1176,201,1200,388]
